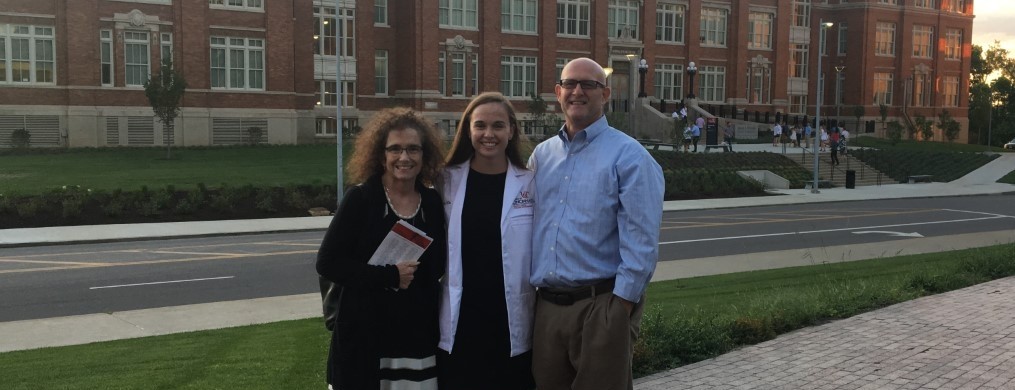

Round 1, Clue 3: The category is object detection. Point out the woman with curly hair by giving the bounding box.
[317,107,447,390]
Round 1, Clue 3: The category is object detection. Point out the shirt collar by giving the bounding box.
[557,115,609,144]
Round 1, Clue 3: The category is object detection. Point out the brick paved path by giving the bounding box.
[635,276,1015,390]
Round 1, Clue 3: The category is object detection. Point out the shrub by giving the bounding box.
[10,128,30,149]
[15,198,42,218]
[254,187,278,213]
[247,127,264,145]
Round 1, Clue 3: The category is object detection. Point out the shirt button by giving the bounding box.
[550,247,555,251]
[559,200,564,204]
[564,176,569,180]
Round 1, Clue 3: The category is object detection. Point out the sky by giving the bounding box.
[972,2,1015,53]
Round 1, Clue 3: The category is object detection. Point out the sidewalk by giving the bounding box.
[1,148,1013,388]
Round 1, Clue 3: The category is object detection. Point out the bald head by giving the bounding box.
[562,58,607,84]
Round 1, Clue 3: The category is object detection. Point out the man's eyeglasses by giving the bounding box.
[558,79,606,90]
[385,145,423,156]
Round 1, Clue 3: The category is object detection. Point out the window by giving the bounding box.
[747,65,771,104]
[790,95,807,114]
[748,12,773,50]
[375,50,388,95]
[699,8,727,47]
[208,0,262,10]
[655,3,684,44]
[875,22,895,56]
[944,0,964,13]
[913,72,931,107]
[100,30,113,86]
[375,0,387,25]
[0,24,56,84]
[556,57,570,79]
[161,32,173,64]
[438,52,446,95]
[451,52,466,96]
[913,25,934,58]
[835,71,845,106]
[439,0,478,29]
[878,0,898,4]
[874,72,893,105]
[608,0,639,39]
[503,0,537,33]
[793,0,810,28]
[557,0,590,37]
[500,55,536,98]
[124,31,150,86]
[341,80,355,107]
[318,79,337,106]
[314,6,354,57]
[472,54,479,95]
[943,76,958,107]
[698,65,725,103]
[653,63,683,101]
[945,28,962,60]
[837,22,848,55]
[914,0,935,9]
[789,44,808,78]
[210,37,264,90]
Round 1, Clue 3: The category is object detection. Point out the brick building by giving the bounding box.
[0,0,974,147]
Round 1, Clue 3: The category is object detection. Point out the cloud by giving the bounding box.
[974,8,1015,51]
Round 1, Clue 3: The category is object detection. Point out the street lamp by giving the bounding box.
[686,61,698,99]
[812,20,834,194]
[638,58,648,97]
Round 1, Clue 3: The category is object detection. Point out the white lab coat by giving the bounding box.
[438,161,536,357]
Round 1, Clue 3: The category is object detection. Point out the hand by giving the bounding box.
[618,296,634,316]
[396,261,419,289]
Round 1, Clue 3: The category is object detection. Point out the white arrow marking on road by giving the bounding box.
[852,231,924,238]
[90,276,234,290]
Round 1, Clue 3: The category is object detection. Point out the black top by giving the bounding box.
[458,169,509,354]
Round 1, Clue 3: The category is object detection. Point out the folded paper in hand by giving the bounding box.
[367,220,433,266]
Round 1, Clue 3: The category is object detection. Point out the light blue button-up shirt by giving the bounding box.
[528,116,664,303]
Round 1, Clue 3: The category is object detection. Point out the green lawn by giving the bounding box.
[0,145,349,195]
[851,136,1013,153]
[2,244,1013,387]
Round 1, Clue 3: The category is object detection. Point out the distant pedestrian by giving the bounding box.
[682,125,693,152]
[691,120,701,152]
[789,127,799,148]
[772,122,783,146]
[820,127,830,151]
[723,121,735,152]
[804,123,813,145]
[830,128,841,166]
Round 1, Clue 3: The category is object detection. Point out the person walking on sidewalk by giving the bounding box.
[829,127,841,166]
[437,92,537,390]
[723,121,735,152]
[528,57,665,390]
[316,108,448,390]
[772,122,783,146]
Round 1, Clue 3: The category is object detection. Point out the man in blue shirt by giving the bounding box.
[691,119,702,152]
[528,57,664,390]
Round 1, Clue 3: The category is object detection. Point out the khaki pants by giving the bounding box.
[532,292,645,390]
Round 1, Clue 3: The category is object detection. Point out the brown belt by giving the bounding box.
[537,278,615,306]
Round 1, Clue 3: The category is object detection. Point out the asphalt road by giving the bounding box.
[1,194,1012,323]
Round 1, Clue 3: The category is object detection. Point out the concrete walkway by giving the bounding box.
[1,147,1013,389]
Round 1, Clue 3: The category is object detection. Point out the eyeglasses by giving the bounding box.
[385,145,423,156]
[558,79,606,90]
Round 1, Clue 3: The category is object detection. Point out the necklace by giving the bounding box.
[383,186,421,220]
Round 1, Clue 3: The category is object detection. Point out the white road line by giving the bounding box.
[660,215,1007,245]
[89,276,234,290]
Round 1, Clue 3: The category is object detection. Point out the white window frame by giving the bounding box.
[317,79,337,106]
[699,8,727,47]
[653,63,683,101]
[875,22,896,57]
[878,0,898,4]
[655,3,685,44]
[747,65,772,104]
[945,0,964,13]
[375,0,388,25]
[0,24,57,85]
[100,29,113,86]
[557,0,590,37]
[375,49,388,95]
[451,52,466,96]
[914,0,936,9]
[793,0,810,28]
[945,28,962,60]
[790,95,807,115]
[608,0,640,39]
[913,25,934,59]
[341,80,354,108]
[160,32,173,65]
[698,65,725,103]
[439,0,478,30]
[502,0,537,34]
[471,54,479,95]
[209,36,264,90]
[500,55,537,98]
[790,44,808,79]
[874,72,894,106]
[555,57,570,79]
[314,6,354,58]
[124,30,150,87]
[913,72,932,107]
[837,22,848,56]
[835,71,845,106]
[943,76,959,107]
[208,0,263,11]
[438,51,446,95]
[748,12,773,50]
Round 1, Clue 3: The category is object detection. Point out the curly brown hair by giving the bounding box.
[446,92,529,169]
[346,107,445,186]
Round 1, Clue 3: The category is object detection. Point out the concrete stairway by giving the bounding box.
[781,148,890,187]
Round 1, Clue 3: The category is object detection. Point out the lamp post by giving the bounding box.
[686,61,698,99]
[812,20,834,194]
[638,59,648,97]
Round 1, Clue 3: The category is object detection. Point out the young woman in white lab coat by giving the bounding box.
[437,92,536,390]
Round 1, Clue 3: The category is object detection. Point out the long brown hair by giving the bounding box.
[346,107,445,186]
[445,92,528,168]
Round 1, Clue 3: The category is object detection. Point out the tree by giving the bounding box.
[527,93,562,138]
[913,115,934,141]
[886,120,904,146]
[144,58,187,159]
[938,110,960,142]
[878,103,889,137]
[852,105,865,134]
